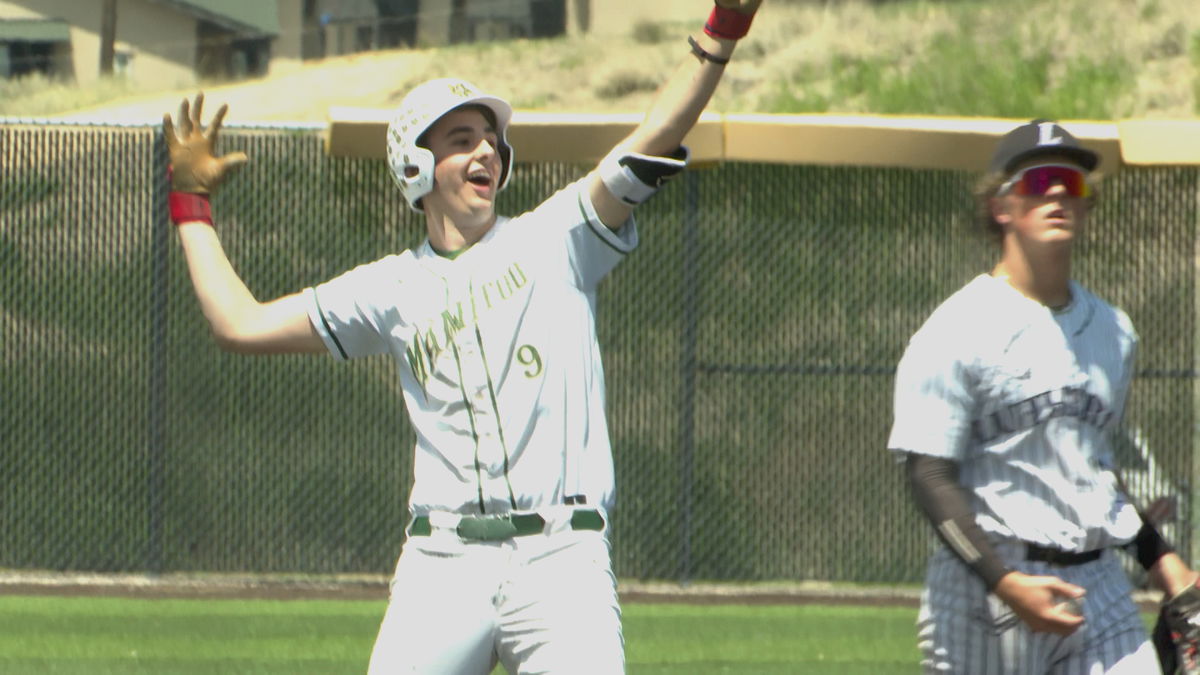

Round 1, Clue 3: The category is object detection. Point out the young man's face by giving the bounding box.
[992,154,1091,248]
[421,106,503,228]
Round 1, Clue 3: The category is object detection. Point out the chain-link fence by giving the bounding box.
[2,123,1196,584]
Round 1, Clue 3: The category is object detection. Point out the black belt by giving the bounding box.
[409,509,605,541]
[1025,542,1103,566]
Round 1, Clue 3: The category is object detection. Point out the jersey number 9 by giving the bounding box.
[517,345,543,378]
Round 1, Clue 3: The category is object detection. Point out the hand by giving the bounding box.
[993,571,1086,636]
[162,92,248,195]
[715,0,762,14]
[1154,575,1200,675]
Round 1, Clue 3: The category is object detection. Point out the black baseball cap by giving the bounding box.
[988,118,1099,174]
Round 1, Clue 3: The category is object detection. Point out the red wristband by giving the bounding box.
[704,4,755,40]
[168,191,212,225]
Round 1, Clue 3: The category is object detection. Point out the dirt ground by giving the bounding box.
[0,570,1163,612]
[0,569,925,605]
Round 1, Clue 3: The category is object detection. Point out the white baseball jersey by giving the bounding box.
[303,178,636,517]
[888,273,1142,551]
[891,274,1159,674]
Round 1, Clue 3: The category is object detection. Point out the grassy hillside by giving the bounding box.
[2,0,1198,123]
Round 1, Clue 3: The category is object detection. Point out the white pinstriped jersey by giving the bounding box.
[303,179,636,516]
[888,274,1142,552]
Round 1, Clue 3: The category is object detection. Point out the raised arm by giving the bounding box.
[589,0,762,228]
[163,93,325,355]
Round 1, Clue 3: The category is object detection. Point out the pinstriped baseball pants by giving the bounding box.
[917,544,1160,674]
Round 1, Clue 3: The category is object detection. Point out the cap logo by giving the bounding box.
[1036,121,1065,147]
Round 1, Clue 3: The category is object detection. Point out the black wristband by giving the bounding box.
[688,36,730,66]
[1126,518,1175,570]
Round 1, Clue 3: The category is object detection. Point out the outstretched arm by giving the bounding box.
[589,0,762,228]
[163,93,325,355]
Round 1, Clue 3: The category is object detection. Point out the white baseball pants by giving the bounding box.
[367,515,623,674]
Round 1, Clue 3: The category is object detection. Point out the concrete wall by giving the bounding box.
[416,1,450,46]
[315,0,380,55]
[324,109,1200,173]
[109,0,197,88]
[272,0,306,75]
[415,0,537,46]
[277,0,398,62]
[567,0,701,36]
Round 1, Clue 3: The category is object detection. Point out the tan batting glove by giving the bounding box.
[715,0,762,14]
[162,92,248,195]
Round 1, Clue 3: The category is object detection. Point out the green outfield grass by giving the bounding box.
[624,603,920,674]
[0,595,922,674]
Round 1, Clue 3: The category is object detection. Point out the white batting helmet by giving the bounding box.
[386,78,514,212]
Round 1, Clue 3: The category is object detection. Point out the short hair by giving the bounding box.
[972,171,1008,244]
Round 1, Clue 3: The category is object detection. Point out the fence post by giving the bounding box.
[678,170,700,585]
[1192,169,1200,568]
[148,131,169,574]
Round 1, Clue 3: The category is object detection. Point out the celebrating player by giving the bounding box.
[887,119,1200,674]
[161,1,762,672]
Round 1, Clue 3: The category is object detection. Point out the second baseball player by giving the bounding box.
[888,119,1200,674]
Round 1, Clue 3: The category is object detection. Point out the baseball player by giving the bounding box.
[160,1,762,672]
[887,119,1200,674]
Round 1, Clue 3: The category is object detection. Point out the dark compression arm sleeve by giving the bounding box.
[906,453,1011,590]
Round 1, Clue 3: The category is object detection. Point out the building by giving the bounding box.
[0,0,701,89]
[0,0,283,87]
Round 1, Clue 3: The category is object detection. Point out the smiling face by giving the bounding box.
[990,154,1091,250]
[419,105,503,237]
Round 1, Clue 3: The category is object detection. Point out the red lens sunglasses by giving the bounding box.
[998,164,1091,198]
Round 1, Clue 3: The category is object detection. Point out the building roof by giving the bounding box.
[153,0,280,36]
[0,18,71,42]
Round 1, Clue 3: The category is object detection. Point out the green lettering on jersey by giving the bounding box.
[508,263,528,289]
[441,307,465,345]
[406,328,431,390]
[406,260,535,394]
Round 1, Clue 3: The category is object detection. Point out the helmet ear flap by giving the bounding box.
[496,139,513,192]
[387,137,436,212]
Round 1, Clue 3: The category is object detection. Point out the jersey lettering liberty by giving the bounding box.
[972,384,1114,443]
[303,179,637,516]
[888,274,1142,552]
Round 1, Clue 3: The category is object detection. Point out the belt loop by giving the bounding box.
[570,509,605,532]
[409,515,431,536]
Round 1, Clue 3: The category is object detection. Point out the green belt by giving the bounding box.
[409,509,605,541]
